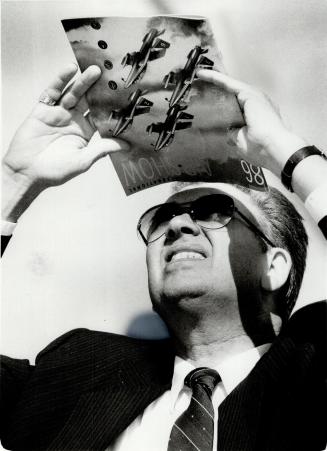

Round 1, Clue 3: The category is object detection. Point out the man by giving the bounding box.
[1,65,326,450]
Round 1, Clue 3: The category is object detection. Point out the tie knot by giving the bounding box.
[185,367,221,395]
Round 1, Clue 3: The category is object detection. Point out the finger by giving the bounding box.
[196,69,251,96]
[79,138,130,171]
[60,65,102,110]
[40,63,78,104]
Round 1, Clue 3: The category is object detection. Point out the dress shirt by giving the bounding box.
[107,344,271,451]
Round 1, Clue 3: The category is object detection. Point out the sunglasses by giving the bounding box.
[137,193,275,247]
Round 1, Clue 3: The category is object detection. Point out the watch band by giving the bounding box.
[281,145,325,192]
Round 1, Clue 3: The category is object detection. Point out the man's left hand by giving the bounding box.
[196,69,306,177]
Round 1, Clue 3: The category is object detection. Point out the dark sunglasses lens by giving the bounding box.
[193,195,234,228]
[142,203,180,242]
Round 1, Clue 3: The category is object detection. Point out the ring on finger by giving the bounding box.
[39,91,57,106]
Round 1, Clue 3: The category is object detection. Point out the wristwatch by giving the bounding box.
[281,145,326,192]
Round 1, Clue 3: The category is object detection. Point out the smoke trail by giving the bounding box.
[146,17,215,47]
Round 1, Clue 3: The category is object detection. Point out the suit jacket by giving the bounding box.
[1,301,326,451]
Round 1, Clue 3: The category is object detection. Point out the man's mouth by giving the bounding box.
[167,250,206,262]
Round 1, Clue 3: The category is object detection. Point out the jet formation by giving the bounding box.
[108,89,153,137]
[121,28,170,88]
[115,35,214,150]
[163,45,214,107]
[146,104,194,151]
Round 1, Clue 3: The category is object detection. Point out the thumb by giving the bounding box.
[227,126,249,152]
[80,138,130,171]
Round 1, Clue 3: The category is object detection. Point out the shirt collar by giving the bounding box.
[217,343,271,393]
[170,357,195,409]
[169,344,271,410]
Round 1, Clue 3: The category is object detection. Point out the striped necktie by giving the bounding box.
[168,367,221,451]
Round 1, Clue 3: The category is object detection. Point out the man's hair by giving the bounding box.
[172,182,309,318]
[236,185,308,318]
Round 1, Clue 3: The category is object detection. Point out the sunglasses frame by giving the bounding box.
[137,194,275,248]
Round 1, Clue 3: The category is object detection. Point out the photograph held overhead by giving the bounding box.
[62,16,267,195]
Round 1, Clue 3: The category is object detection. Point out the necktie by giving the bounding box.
[168,367,221,451]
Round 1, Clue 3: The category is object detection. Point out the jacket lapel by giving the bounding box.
[46,336,174,450]
[47,381,170,450]
[217,335,308,451]
[218,362,266,451]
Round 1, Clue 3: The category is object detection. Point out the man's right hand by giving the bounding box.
[2,63,129,223]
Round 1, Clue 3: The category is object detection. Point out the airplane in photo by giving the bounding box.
[109,89,153,137]
[163,46,214,107]
[121,28,170,88]
[147,104,194,151]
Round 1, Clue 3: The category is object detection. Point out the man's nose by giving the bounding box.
[165,213,201,240]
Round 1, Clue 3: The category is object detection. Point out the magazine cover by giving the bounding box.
[62,16,267,194]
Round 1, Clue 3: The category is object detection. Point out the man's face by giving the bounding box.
[145,184,269,319]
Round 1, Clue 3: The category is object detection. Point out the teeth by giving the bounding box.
[171,251,205,262]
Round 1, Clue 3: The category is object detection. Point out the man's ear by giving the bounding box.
[261,247,292,292]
